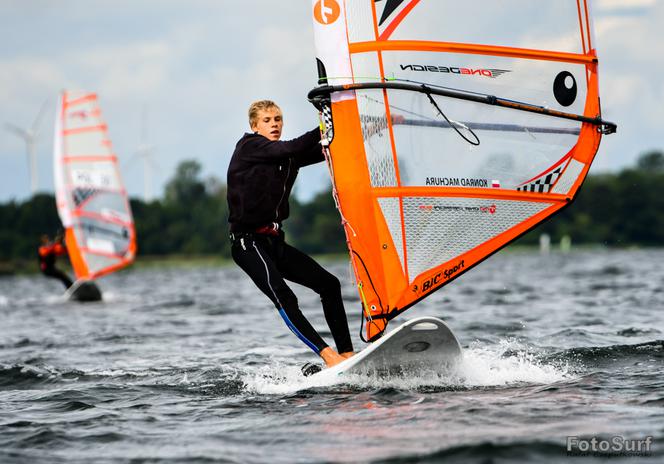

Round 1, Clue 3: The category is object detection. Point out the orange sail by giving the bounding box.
[54,91,136,280]
[310,0,615,341]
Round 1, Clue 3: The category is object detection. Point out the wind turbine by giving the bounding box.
[131,104,158,202]
[5,100,48,195]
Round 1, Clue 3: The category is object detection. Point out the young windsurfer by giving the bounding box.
[38,233,73,289]
[227,100,354,368]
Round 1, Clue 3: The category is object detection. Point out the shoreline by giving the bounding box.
[0,244,650,277]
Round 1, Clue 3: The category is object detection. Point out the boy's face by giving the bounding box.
[251,107,283,141]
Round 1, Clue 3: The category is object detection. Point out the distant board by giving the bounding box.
[65,279,102,302]
[307,316,462,378]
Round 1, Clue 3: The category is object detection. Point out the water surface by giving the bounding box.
[1,249,662,463]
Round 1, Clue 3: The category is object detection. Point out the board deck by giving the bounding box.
[309,316,462,378]
[65,279,102,302]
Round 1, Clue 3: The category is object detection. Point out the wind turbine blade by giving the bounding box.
[123,152,141,169]
[31,99,49,134]
[4,122,29,139]
[140,145,159,170]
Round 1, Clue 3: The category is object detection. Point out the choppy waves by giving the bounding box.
[1,250,663,463]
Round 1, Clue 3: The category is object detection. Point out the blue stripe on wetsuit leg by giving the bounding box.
[278,308,320,354]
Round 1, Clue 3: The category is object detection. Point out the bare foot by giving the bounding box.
[320,347,346,367]
[339,351,355,359]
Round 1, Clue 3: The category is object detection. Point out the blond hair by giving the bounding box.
[248,100,281,128]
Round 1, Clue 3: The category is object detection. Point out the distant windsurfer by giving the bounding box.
[227,100,354,368]
[38,234,73,289]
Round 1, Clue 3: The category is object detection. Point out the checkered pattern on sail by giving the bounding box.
[73,187,98,207]
[320,102,334,145]
[516,165,565,193]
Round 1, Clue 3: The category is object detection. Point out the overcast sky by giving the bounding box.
[0,0,661,202]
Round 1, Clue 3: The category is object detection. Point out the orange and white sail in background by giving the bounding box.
[310,0,615,341]
[54,91,136,280]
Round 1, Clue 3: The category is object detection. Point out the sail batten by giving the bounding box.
[349,41,598,64]
[311,0,614,341]
[54,90,136,281]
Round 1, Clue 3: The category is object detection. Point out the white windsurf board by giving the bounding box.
[309,316,461,378]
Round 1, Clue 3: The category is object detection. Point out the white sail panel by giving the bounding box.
[373,1,591,53]
[54,91,136,280]
[345,0,376,43]
[402,197,551,280]
[377,197,406,273]
[551,158,585,195]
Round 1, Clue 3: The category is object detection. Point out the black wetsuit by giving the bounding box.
[227,129,353,355]
[38,242,73,289]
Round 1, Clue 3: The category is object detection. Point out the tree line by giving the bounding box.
[1,151,662,274]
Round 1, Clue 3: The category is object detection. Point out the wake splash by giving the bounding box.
[242,338,572,395]
[457,339,572,386]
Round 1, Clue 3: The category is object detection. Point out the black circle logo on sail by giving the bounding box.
[553,71,577,107]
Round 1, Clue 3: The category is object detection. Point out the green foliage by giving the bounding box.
[636,150,664,172]
[0,193,63,261]
[518,151,664,246]
[2,153,663,273]
[131,160,230,257]
[287,190,346,254]
[164,160,206,205]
